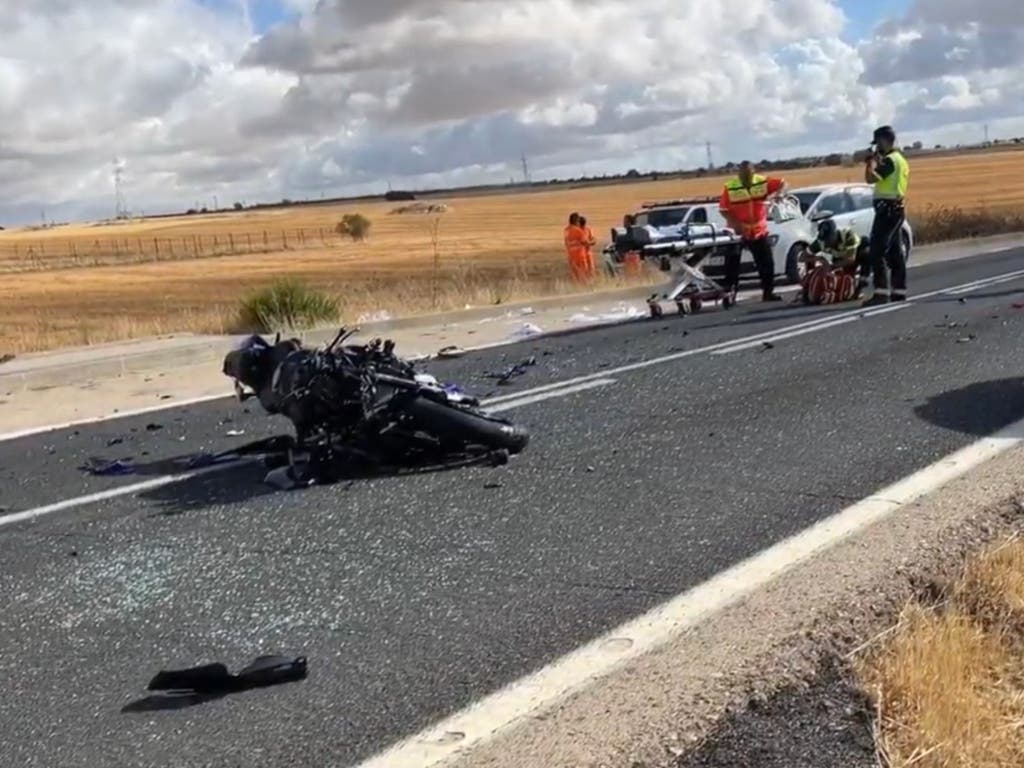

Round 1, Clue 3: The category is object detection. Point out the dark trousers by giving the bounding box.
[725,235,776,297]
[868,202,907,295]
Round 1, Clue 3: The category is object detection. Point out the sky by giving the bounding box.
[1,0,1022,226]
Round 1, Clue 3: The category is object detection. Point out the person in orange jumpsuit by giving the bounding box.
[563,212,589,282]
[579,215,597,277]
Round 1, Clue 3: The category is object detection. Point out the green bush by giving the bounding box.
[234,278,340,333]
[336,213,372,241]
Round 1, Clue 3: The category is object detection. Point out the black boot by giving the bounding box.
[862,293,889,307]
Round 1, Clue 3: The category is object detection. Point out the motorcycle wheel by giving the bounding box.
[404,396,530,454]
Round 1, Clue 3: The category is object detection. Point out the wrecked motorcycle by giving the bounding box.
[222,328,530,482]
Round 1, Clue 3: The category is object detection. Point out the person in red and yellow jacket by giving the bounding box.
[718,161,786,302]
[563,212,589,282]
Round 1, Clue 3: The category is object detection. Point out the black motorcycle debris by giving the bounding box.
[222,328,530,485]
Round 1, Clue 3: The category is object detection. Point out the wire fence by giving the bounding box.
[0,227,348,274]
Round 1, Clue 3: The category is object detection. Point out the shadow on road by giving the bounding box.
[122,691,228,713]
[138,461,277,516]
[136,446,505,516]
[914,377,1024,436]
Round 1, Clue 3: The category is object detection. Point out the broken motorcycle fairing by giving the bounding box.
[222,328,529,479]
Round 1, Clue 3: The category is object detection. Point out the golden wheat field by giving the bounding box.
[2,149,1023,354]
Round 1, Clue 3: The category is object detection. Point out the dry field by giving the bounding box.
[857,536,1024,767]
[2,149,1024,354]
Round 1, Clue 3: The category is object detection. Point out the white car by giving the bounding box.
[608,197,815,284]
[781,183,915,282]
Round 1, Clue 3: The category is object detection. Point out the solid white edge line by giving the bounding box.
[0,462,251,529]
[0,392,235,443]
[351,416,1024,768]
[5,264,1024,443]
[0,379,615,529]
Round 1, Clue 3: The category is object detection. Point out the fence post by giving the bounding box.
[213,235,219,251]
[154,238,160,257]
[282,230,288,249]
[168,239,175,256]
[247,233,253,251]
[229,233,235,253]
[263,230,268,248]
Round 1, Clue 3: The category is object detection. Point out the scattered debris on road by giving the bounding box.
[508,322,544,339]
[437,345,467,359]
[80,458,136,476]
[957,334,977,343]
[484,356,538,385]
[143,654,307,696]
[226,429,246,437]
[569,303,644,324]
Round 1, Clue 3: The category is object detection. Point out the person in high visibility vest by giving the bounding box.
[719,161,786,302]
[862,125,910,306]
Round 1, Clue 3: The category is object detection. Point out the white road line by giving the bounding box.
[0,380,615,530]
[351,414,1024,768]
[485,379,615,412]
[0,392,234,443]
[711,267,1024,355]
[5,265,1024,444]
[0,464,241,528]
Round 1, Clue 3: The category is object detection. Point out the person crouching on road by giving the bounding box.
[797,218,863,305]
[862,125,911,306]
[563,212,589,282]
[719,161,785,303]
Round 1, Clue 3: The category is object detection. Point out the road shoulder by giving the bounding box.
[445,443,1024,768]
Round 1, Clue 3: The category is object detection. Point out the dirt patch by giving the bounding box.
[673,657,877,768]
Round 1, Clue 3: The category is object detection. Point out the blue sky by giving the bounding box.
[840,0,911,40]
[197,0,299,32]
[205,0,913,39]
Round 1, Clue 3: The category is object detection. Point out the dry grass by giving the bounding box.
[857,538,1024,767]
[2,148,1024,354]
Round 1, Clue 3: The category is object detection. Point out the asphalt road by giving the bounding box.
[4,248,1024,767]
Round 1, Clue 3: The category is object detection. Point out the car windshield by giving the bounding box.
[791,192,822,214]
[642,207,690,228]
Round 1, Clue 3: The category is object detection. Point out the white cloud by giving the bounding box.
[0,0,1022,225]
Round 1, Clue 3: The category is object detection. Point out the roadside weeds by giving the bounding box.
[857,534,1024,768]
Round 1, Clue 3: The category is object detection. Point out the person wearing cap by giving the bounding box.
[862,125,911,306]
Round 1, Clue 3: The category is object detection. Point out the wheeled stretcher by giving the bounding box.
[621,223,743,317]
